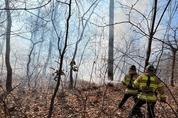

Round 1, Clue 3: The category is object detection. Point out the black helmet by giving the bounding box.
[146,65,155,72]
[129,65,136,70]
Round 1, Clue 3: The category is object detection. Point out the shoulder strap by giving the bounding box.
[146,76,151,86]
[130,74,133,85]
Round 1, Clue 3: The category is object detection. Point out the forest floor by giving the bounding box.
[0,80,178,118]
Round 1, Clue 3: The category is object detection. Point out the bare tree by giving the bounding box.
[118,0,171,70]
[42,39,52,76]
[151,0,178,86]
[48,0,72,117]
[108,0,114,81]
[0,11,5,76]
[144,0,158,69]
[42,1,61,77]
[25,38,43,87]
[144,0,171,70]
[69,0,99,89]
[165,28,178,86]
[163,0,178,86]
[5,0,12,92]
[0,36,5,76]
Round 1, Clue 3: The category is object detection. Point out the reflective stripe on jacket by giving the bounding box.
[125,88,138,94]
[133,74,166,102]
[122,73,139,95]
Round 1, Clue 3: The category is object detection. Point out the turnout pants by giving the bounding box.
[118,94,138,108]
[128,99,156,118]
[118,94,142,117]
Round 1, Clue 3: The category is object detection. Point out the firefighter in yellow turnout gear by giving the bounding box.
[128,65,166,118]
[118,65,142,117]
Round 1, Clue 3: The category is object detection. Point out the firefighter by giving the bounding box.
[118,65,141,117]
[128,65,166,118]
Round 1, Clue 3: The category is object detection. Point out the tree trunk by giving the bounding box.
[108,0,114,80]
[0,36,5,75]
[108,0,114,81]
[26,43,34,87]
[42,40,52,76]
[144,0,157,70]
[5,0,12,92]
[47,0,72,117]
[69,1,98,89]
[170,48,177,86]
[69,65,73,89]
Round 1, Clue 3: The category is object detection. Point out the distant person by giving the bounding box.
[118,65,142,117]
[128,65,166,118]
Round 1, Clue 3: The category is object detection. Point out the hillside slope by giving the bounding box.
[0,82,178,118]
